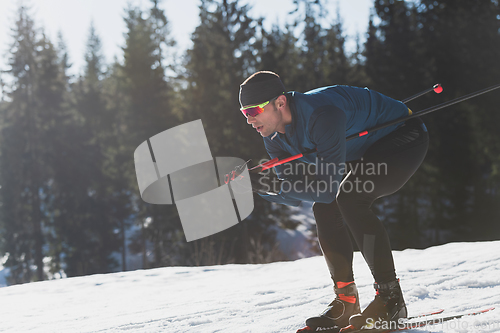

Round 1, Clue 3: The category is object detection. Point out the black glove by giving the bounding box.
[224,161,281,195]
[249,170,281,194]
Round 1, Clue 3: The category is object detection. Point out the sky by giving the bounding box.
[0,0,373,80]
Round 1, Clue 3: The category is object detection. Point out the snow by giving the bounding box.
[0,241,499,332]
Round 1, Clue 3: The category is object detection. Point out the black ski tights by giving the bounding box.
[313,118,429,284]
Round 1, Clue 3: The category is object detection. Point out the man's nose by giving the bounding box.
[247,116,256,124]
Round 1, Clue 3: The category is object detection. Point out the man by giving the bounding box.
[238,71,429,332]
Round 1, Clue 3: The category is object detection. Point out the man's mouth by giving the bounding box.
[255,126,263,132]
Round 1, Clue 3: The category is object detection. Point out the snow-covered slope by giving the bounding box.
[0,241,499,333]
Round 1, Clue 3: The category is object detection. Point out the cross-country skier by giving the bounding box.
[238,71,429,332]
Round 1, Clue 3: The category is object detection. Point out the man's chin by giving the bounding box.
[260,131,270,137]
[258,128,274,137]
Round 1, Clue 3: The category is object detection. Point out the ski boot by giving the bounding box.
[297,281,360,332]
[342,279,407,332]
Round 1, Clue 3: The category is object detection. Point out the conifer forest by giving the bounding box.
[0,0,499,285]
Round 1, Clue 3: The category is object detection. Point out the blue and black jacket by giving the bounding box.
[260,85,410,206]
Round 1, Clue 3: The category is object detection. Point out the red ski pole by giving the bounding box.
[401,83,443,103]
[232,83,499,175]
[347,82,500,141]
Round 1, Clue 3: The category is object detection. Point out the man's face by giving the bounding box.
[243,100,281,137]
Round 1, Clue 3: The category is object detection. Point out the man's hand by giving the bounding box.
[223,161,281,195]
[249,171,281,194]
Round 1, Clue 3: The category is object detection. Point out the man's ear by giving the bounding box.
[276,94,286,109]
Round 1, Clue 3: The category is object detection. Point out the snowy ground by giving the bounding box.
[0,241,499,333]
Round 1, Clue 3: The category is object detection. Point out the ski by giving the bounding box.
[297,307,494,333]
[397,307,495,331]
[406,308,444,320]
[296,309,444,333]
[342,307,495,332]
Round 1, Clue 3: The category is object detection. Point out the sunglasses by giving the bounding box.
[240,93,284,118]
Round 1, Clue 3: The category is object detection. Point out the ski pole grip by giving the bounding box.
[433,84,443,94]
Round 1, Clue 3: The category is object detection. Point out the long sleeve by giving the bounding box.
[277,105,346,203]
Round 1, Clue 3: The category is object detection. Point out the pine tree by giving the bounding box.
[416,0,500,242]
[364,0,500,247]
[347,32,371,87]
[0,6,70,282]
[365,0,426,97]
[182,0,303,265]
[271,1,352,91]
[0,6,44,283]
[291,0,328,91]
[257,23,301,89]
[322,10,350,86]
[51,23,123,277]
[184,0,260,156]
[119,1,183,268]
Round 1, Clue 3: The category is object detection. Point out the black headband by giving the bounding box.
[239,76,286,107]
